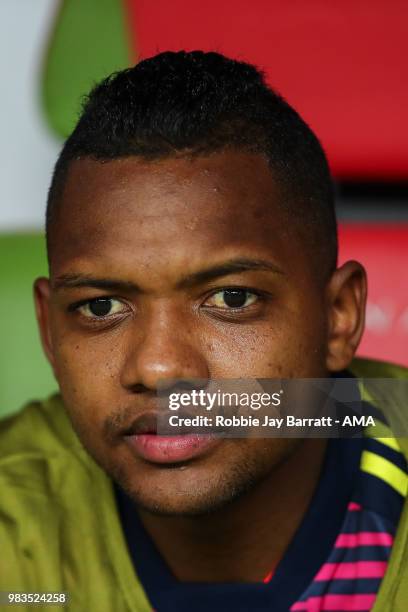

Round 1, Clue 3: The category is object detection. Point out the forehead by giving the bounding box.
[50,150,301,279]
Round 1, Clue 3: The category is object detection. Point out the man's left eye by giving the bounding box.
[78,298,126,318]
[204,289,259,309]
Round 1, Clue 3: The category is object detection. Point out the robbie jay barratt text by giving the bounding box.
[167,415,376,428]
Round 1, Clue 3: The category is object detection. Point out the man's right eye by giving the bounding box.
[77,297,126,318]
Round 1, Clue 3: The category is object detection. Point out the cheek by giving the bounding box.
[50,324,124,417]
[204,315,326,378]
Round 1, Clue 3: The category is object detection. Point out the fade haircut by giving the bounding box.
[46,50,337,276]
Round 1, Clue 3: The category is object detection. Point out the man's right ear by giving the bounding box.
[33,277,56,370]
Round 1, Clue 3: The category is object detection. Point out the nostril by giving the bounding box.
[127,383,152,394]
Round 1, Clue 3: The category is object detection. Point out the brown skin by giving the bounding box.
[34,150,367,582]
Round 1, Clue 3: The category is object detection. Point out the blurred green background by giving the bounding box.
[0,234,57,418]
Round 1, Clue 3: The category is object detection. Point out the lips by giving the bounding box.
[123,411,220,464]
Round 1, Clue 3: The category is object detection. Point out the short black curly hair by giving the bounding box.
[46,50,337,276]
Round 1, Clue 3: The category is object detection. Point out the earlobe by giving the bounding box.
[33,277,55,369]
[325,261,367,372]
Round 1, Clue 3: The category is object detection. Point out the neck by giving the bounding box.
[137,438,328,582]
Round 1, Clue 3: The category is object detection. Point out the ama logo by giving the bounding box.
[342,416,376,427]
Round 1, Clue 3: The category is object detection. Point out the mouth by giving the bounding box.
[123,412,220,464]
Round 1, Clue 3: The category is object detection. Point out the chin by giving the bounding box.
[119,483,240,517]
[113,458,269,517]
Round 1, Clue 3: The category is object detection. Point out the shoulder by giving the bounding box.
[0,396,121,599]
[351,357,408,458]
[0,394,79,456]
[0,394,99,516]
[0,394,101,498]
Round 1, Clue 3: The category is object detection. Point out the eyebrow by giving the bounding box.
[177,258,285,288]
[52,275,140,292]
[52,258,285,292]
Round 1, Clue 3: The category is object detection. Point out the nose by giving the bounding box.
[120,305,210,392]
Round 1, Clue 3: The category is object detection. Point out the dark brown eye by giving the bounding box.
[78,298,125,318]
[205,289,258,309]
[89,298,113,316]
[223,289,249,308]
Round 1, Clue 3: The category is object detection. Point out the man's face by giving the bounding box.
[37,150,335,515]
